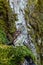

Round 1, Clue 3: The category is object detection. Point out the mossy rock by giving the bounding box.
[0,44,35,65]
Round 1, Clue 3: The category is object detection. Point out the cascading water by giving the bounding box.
[11,0,28,46]
[9,0,37,56]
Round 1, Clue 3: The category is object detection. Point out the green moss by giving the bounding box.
[0,28,9,44]
[0,44,35,65]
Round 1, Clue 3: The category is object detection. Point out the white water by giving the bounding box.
[9,0,37,56]
[12,0,28,46]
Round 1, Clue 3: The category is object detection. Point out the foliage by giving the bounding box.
[0,0,17,33]
[0,0,17,43]
[24,0,43,65]
[0,28,9,44]
[0,44,35,65]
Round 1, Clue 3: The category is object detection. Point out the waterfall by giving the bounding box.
[11,0,28,46]
[9,0,37,56]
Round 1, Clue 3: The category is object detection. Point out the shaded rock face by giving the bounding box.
[22,59,29,65]
[22,56,35,65]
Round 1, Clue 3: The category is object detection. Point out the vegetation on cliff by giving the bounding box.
[0,0,17,44]
[24,0,43,65]
[0,0,43,65]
